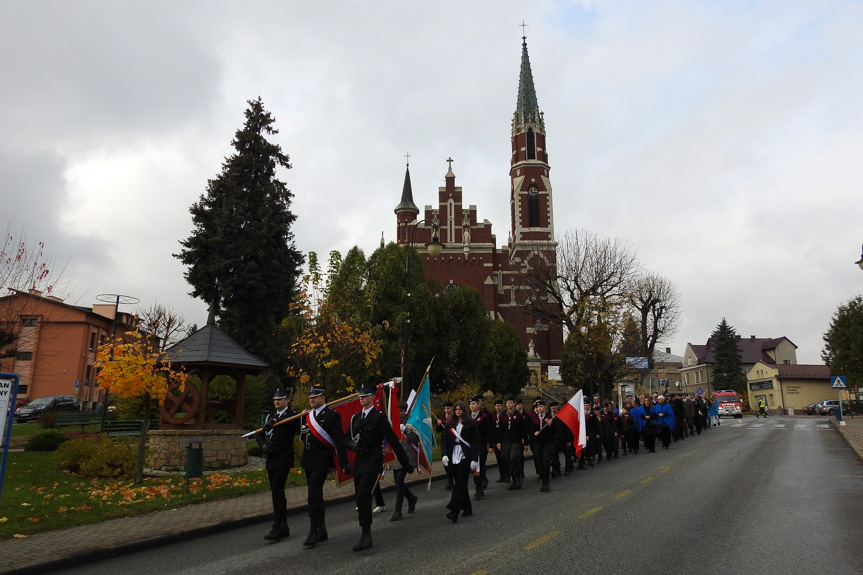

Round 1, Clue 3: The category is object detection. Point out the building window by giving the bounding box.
[526,129,536,160]
[89,332,97,352]
[16,351,33,361]
[447,199,455,243]
[21,317,37,327]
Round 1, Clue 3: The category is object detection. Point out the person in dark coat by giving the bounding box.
[469,395,492,499]
[530,400,558,492]
[390,401,419,522]
[671,395,686,442]
[495,397,528,489]
[441,401,481,522]
[436,401,455,490]
[549,401,574,475]
[490,399,510,482]
[300,384,350,548]
[639,396,657,453]
[255,388,301,542]
[652,395,675,449]
[346,385,413,551]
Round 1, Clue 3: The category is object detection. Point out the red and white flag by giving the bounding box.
[556,389,587,457]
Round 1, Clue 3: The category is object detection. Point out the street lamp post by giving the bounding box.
[402,219,443,399]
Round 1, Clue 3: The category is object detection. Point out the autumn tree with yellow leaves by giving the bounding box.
[96,330,188,483]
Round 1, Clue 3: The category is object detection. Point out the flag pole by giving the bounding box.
[407,358,434,415]
[242,391,360,438]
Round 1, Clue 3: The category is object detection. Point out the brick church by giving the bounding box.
[394,37,564,380]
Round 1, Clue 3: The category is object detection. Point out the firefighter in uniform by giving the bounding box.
[300,385,350,548]
[256,388,300,541]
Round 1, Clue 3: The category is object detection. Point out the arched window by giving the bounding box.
[528,185,540,227]
[447,199,455,243]
[526,129,536,160]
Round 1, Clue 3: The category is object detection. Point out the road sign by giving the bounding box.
[831,376,847,389]
[697,387,705,395]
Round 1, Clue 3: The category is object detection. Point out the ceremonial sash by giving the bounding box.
[449,425,471,448]
[308,408,337,451]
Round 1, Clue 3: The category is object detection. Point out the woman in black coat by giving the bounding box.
[441,400,481,523]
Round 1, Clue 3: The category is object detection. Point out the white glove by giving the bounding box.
[469,461,478,472]
[442,456,450,467]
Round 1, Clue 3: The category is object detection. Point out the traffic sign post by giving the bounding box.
[831,376,847,426]
[0,373,21,502]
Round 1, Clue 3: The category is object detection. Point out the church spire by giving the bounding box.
[514,36,544,131]
[394,160,418,214]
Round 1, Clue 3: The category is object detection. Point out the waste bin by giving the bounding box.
[787,407,794,415]
[186,439,204,480]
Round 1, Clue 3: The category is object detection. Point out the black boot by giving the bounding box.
[303,518,319,547]
[317,518,328,542]
[473,488,484,501]
[264,521,288,541]
[507,474,518,490]
[353,526,373,552]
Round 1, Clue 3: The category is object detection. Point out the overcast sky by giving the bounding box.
[2,1,862,366]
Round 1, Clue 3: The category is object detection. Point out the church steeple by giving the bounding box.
[514,36,543,130]
[394,162,418,214]
[509,35,554,248]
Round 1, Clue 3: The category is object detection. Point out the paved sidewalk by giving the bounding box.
[831,413,863,460]
[0,461,450,575]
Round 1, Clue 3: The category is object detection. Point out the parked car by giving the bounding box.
[815,399,853,416]
[14,395,80,423]
[802,402,820,415]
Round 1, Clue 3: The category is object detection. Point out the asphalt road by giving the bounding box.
[55,417,863,575]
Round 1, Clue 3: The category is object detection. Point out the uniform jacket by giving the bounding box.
[471,407,493,448]
[347,407,412,475]
[528,411,557,445]
[300,404,349,471]
[441,418,481,464]
[257,408,300,471]
[495,410,528,445]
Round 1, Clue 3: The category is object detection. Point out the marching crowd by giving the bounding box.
[255,384,722,552]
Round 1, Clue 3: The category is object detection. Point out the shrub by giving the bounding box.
[54,436,138,479]
[25,431,70,452]
[37,411,58,429]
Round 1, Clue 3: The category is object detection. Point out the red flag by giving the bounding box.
[556,389,587,458]
[331,397,361,483]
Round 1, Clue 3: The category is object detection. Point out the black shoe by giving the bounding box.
[563,470,571,476]
[264,526,288,541]
[482,479,489,489]
[496,476,507,483]
[473,490,484,501]
[391,510,403,521]
[462,509,473,517]
[303,531,319,548]
[317,528,328,542]
[540,484,550,492]
[515,477,523,490]
[507,480,518,491]
[446,511,459,523]
[407,495,418,513]
[353,533,373,552]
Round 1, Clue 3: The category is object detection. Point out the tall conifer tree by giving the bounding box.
[175,98,303,372]
[710,318,744,393]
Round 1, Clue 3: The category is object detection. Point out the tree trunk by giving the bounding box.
[134,394,151,484]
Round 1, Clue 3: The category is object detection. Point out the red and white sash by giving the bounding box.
[308,408,337,451]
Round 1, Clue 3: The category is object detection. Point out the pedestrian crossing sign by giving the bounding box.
[831,376,847,389]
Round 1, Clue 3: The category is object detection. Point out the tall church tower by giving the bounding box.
[509,35,555,254]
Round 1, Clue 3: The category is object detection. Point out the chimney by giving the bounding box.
[665,347,671,354]
[750,335,756,340]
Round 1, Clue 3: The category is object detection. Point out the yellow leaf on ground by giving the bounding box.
[0,517,7,522]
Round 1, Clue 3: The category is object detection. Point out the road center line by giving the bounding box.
[660,466,671,473]
[524,530,561,550]
[615,489,632,499]
[578,507,602,519]
[640,476,655,484]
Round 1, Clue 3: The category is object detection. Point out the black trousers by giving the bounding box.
[267,467,290,525]
[354,471,378,527]
[533,441,555,483]
[492,445,509,478]
[473,449,488,490]
[394,467,414,511]
[501,442,523,478]
[446,459,472,515]
[304,465,330,522]
[643,431,656,452]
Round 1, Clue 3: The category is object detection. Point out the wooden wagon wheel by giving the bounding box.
[161,380,201,424]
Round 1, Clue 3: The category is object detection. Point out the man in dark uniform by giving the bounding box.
[436,401,455,490]
[490,399,509,482]
[549,401,574,475]
[469,395,492,499]
[495,397,527,490]
[300,385,350,548]
[347,385,413,552]
[530,399,558,492]
[255,388,301,541]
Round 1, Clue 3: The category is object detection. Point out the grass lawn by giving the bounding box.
[0,450,298,540]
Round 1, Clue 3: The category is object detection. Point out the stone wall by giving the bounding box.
[147,429,248,471]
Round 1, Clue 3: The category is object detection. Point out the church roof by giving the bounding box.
[394,164,419,213]
[515,37,542,125]
[163,321,267,370]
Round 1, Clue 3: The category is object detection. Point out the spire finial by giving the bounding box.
[446,156,455,178]
[519,20,528,42]
[404,152,411,167]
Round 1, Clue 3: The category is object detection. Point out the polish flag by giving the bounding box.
[556,389,587,457]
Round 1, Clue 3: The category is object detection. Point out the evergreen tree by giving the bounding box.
[710,318,745,393]
[175,98,303,373]
[822,295,863,388]
[477,320,529,396]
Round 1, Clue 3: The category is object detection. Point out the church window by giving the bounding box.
[527,129,536,160]
[447,199,455,243]
[528,185,540,227]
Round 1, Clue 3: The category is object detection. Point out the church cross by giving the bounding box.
[405,152,411,166]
